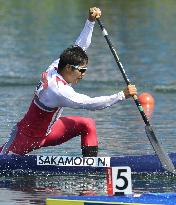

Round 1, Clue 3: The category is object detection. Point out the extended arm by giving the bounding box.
[51,83,126,111]
[74,7,101,51]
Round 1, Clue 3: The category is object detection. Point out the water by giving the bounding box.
[0,0,176,204]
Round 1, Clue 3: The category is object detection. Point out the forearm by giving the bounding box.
[78,91,126,111]
[58,90,126,111]
[74,19,95,51]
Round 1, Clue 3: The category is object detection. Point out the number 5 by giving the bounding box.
[112,166,132,195]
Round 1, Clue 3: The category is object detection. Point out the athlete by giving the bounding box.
[0,7,137,157]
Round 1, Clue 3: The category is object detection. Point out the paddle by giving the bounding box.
[96,18,176,174]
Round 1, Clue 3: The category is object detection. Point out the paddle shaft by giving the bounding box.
[97,18,176,173]
[96,18,149,126]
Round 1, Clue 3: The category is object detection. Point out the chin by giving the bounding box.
[74,79,81,84]
[72,81,78,85]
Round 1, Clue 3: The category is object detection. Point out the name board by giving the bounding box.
[37,156,110,167]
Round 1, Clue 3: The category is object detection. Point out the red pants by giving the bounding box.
[0,116,98,156]
[44,116,98,147]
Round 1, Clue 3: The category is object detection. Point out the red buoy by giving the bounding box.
[138,92,155,106]
[138,92,155,118]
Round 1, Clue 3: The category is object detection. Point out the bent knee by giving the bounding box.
[81,117,96,131]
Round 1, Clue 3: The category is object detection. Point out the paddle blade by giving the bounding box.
[145,125,176,174]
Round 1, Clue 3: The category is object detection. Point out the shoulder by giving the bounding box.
[48,71,69,90]
[46,58,60,72]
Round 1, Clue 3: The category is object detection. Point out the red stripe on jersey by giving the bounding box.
[56,76,67,85]
[41,72,48,89]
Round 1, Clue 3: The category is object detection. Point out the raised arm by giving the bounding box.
[74,7,101,51]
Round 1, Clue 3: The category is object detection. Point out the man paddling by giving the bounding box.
[0,7,137,157]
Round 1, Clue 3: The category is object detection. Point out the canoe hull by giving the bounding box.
[0,153,176,174]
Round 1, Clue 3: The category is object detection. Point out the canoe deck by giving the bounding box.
[46,193,176,205]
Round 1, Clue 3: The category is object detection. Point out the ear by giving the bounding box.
[65,64,72,72]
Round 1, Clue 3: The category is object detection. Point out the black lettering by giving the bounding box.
[65,157,74,165]
[38,156,44,164]
[86,158,94,166]
[58,157,65,165]
[82,157,86,165]
[116,169,128,190]
[74,157,82,165]
[50,156,57,165]
[44,156,51,164]
[98,157,106,166]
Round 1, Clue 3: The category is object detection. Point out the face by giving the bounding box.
[66,64,87,84]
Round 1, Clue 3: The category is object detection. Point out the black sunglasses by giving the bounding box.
[70,65,87,74]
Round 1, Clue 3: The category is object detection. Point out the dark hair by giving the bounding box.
[58,46,88,70]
